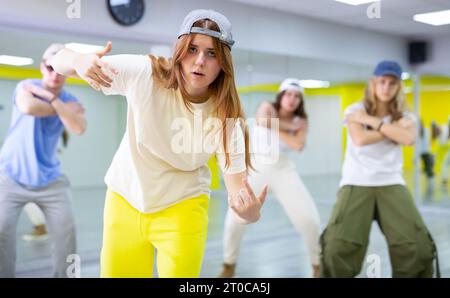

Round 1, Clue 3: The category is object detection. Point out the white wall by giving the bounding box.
[0,80,18,144]
[417,34,450,76]
[295,96,342,176]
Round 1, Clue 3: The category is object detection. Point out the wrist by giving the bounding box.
[368,116,380,129]
[48,96,60,107]
[69,50,84,65]
[376,120,384,132]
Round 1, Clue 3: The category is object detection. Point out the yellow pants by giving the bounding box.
[100,189,209,278]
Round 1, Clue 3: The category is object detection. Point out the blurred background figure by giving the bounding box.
[440,117,450,191]
[0,43,86,277]
[219,79,321,278]
[418,120,435,201]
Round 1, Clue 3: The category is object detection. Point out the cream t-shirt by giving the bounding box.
[100,55,246,213]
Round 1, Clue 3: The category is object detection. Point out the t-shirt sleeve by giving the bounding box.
[344,102,364,117]
[402,112,418,126]
[99,55,152,96]
[62,92,79,103]
[343,102,364,127]
[216,120,247,175]
[13,80,28,106]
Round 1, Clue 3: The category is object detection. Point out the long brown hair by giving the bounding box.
[150,19,252,171]
[363,77,407,122]
[272,90,308,120]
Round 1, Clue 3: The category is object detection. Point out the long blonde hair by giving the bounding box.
[363,77,408,122]
[150,19,252,171]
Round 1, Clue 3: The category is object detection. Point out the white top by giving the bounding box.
[100,55,246,213]
[439,125,449,146]
[250,117,307,165]
[340,102,416,187]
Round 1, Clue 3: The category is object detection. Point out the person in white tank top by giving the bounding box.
[219,78,321,278]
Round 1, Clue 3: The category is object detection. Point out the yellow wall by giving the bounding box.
[0,65,88,85]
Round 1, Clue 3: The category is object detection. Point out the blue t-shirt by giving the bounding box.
[0,79,79,188]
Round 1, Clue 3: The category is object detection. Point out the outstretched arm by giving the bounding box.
[50,41,117,91]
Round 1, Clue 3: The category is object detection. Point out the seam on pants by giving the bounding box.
[139,211,146,241]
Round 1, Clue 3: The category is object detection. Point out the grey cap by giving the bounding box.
[177,9,235,48]
[42,43,65,61]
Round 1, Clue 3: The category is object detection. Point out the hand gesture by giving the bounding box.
[73,41,118,91]
[228,178,268,224]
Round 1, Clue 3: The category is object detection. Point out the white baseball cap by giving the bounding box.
[279,78,304,93]
[178,9,235,48]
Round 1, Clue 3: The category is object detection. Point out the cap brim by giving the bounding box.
[377,71,401,79]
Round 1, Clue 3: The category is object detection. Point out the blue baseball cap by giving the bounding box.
[373,60,402,79]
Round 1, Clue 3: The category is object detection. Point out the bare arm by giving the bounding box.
[23,84,86,135]
[50,99,86,136]
[347,110,415,146]
[379,117,416,146]
[255,102,302,132]
[278,127,307,151]
[49,48,80,79]
[50,42,117,91]
[223,171,268,225]
[347,121,385,146]
[16,85,56,117]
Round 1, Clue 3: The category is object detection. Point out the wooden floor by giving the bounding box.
[14,174,450,278]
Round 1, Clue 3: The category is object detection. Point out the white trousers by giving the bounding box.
[222,157,321,266]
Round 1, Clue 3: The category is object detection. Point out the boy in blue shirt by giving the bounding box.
[0,44,87,277]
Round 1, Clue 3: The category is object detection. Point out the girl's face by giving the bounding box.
[280,89,301,113]
[180,34,222,99]
[375,75,400,103]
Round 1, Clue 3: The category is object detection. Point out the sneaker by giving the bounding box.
[218,263,236,278]
[22,224,49,241]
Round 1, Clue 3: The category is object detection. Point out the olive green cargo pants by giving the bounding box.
[320,185,439,278]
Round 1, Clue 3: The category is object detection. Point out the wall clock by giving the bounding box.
[107,0,145,26]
